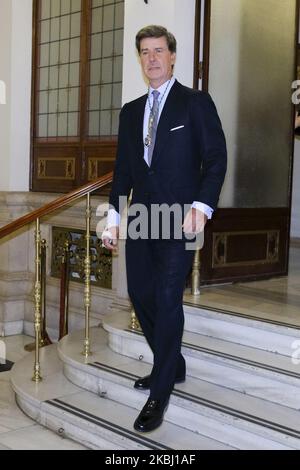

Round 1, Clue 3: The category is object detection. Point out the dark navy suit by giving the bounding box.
[109,80,227,403]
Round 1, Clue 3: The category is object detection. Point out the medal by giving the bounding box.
[144,136,151,147]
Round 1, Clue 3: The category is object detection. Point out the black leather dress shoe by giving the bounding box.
[134,398,168,433]
[134,374,185,390]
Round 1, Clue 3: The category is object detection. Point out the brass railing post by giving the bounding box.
[191,248,201,296]
[32,218,42,382]
[82,193,92,357]
[129,307,140,331]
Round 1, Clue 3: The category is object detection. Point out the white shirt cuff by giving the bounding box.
[191,201,214,219]
[106,208,120,228]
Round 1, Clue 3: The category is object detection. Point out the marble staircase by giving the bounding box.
[11,304,300,450]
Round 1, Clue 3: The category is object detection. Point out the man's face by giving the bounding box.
[140,36,176,88]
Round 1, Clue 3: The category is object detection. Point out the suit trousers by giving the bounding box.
[126,238,195,403]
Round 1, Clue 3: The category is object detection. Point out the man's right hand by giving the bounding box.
[102,226,119,252]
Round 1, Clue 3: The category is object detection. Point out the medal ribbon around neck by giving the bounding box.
[144,78,172,148]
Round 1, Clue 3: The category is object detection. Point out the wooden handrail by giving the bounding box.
[0,171,113,239]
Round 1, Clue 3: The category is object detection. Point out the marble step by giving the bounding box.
[10,345,234,450]
[183,303,300,356]
[103,312,300,409]
[57,327,300,449]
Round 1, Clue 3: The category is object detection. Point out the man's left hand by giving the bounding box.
[182,208,208,234]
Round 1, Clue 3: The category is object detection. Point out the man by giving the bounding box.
[102,25,227,433]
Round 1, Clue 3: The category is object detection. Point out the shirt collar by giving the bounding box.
[149,76,176,98]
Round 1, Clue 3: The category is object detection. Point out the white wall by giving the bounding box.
[0,0,32,192]
[0,0,12,191]
[122,0,196,104]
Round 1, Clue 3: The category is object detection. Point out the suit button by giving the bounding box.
[148,170,155,176]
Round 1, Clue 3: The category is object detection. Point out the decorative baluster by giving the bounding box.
[82,193,92,357]
[191,249,201,296]
[32,218,42,382]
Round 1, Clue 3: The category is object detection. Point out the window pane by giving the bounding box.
[89,85,100,111]
[100,110,111,135]
[58,113,68,136]
[49,90,58,113]
[90,59,101,84]
[40,43,49,67]
[89,111,100,136]
[101,57,113,83]
[100,84,112,109]
[50,17,60,41]
[103,5,114,31]
[69,62,80,86]
[41,0,51,20]
[91,8,103,34]
[39,68,49,90]
[49,66,59,89]
[39,91,48,114]
[69,87,79,112]
[48,114,58,136]
[58,89,68,112]
[71,0,82,13]
[102,31,113,56]
[71,12,81,37]
[68,112,79,135]
[90,34,102,59]
[60,15,70,40]
[38,114,48,137]
[51,0,61,18]
[61,0,71,15]
[40,19,50,43]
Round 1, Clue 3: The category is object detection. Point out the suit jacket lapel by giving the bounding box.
[133,94,147,167]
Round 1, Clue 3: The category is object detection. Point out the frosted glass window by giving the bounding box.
[37,0,82,138]
[88,0,124,137]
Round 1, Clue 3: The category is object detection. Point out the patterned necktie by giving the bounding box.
[147,90,160,166]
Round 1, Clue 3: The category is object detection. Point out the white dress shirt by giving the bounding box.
[107,77,213,228]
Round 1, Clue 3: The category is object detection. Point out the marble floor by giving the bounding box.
[184,245,300,327]
[0,335,87,450]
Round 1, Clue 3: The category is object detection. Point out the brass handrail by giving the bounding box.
[0,172,113,382]
[0,172,113,240]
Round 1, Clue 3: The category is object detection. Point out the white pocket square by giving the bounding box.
[170,125,185,132]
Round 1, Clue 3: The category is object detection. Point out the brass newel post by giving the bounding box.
[32,218,42,382]
[191,248,201,296]
[82,193,92,357]
[129,308,140,331]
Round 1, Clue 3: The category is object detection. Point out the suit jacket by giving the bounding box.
[109,80,227,236]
